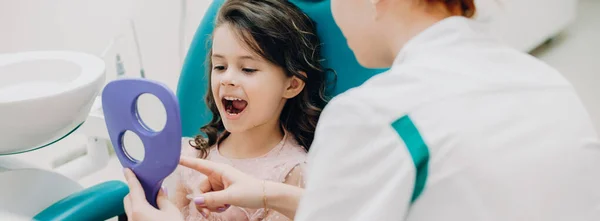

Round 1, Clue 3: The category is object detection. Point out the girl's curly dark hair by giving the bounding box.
[191,0,331,159]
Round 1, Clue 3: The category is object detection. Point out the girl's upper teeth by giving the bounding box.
[225,96,242,101]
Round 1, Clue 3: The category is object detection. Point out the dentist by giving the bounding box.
[123,0,600,220]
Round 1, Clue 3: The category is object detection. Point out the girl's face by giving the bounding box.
[210,24,300,133]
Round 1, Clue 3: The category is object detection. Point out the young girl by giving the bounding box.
[171,0,329,220]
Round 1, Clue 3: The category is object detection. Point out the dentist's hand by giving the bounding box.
[179,157,303,219]
[122,169,183,221]
[179,157,265,212]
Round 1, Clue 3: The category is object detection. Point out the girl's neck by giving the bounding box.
[219,120,284,159]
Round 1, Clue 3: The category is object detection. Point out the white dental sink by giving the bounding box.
[0,51,105,155]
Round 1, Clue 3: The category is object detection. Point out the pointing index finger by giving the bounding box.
[179,157,221,177]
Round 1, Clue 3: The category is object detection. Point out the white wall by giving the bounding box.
[0,0,211,90]
[3,0,576,87]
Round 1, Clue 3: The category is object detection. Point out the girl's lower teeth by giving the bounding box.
[227,108,240,115]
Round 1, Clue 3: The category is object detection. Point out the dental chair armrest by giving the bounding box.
[34,180,129,221]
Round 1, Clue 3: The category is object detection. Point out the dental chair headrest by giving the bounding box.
[177,0,387,137]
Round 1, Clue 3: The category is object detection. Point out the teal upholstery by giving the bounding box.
[177,0,388,137]
[33,181,128,221]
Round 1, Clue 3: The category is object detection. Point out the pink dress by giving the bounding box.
[172,133,307,221]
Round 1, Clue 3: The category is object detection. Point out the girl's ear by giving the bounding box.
[283,71,307,99]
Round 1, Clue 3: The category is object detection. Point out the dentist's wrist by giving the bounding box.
[264,181,304,219]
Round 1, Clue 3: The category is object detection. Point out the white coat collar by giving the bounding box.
[393,16,490,65]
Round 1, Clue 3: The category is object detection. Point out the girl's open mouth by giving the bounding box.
[222,96,248,116]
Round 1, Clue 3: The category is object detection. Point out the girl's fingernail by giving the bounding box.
[194,197,205,206]
[161,186,168,196]
[200,210,208,218]
[217,207,227,212]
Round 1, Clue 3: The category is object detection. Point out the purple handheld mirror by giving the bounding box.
[102,78,182,208]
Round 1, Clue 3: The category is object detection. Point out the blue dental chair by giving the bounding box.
[34,0,386,220]
[178,0,387,136]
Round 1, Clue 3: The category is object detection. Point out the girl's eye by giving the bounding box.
[213,65,226,71]
[242,68,257,74]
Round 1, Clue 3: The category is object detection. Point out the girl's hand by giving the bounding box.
[122,169,183,221]
[179,157,265,213]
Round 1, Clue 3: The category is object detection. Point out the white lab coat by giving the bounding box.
[295,16,600,221]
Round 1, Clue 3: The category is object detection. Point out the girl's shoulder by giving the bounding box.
[268,135,308,181]
[180,137,205,158]
[281,134,308,156]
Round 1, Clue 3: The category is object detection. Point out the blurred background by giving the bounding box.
[0,0,598,189]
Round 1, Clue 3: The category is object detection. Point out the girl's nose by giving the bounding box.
[220,71,237,86]
[220,79,235,86]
